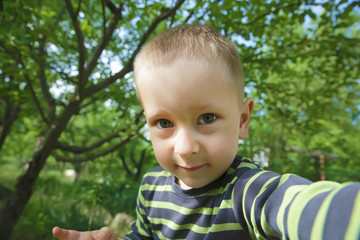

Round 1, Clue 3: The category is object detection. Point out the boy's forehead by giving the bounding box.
[134,55,244,105]
[137,60,242,114]
[136,57,241,100]
[135,56,230,79]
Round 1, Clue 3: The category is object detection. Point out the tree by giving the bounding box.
[0,0,187,238]
[0,0,359,239]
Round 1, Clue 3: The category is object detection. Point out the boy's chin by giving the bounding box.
[176,177,212,190]
[176,177,193,189]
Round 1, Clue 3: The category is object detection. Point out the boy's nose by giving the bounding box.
[174,128,200,158]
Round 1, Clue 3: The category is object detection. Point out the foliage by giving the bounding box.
[0,0,359,239]
[10,168,138,239]
[12,173,110,240]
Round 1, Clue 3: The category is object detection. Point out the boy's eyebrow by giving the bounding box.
[145,103,222,119]
[145,109,171,120]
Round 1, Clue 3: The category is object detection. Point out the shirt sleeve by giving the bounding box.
[233,169,360,240]
[122,184,153,240]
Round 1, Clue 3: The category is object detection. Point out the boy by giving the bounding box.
[53,24,360,240]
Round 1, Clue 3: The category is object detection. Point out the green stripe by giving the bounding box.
[141,159,258,197]
[146,198,233,215]
[141,177,237,197]
[149,217,242,234]
[260,202,279,239]
[277,184,307,239]
[135,208,151,237]
[287,181,339,240]
[250,176,279,239]
[277,173,291,186]
[137,191,146,212]
[135,218,150,237]
[207,176,239,196]
[238,161,261,170]
[310,182,343,240]
[151,223,242,240]
[345,190,360,240]
[136,193,152,236]
[140,179,236,198]
[242,171,267,239]
[144,170,171,178]
[205,159,260,196]
[227,167,235,175]
[152,229,173,240]
[251,176,278,240]
[141,183,174,192]
[148,201,217,215]
[210,222,243,232]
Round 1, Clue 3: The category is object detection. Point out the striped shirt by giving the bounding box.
[123,156,360,240]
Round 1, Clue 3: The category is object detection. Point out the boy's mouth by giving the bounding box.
[179,164,206,171]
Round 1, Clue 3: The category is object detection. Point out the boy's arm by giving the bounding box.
[122,184,153,240]
[234,170,360,240]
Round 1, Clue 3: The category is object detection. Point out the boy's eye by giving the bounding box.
[156,119,173,128]
[198,113,217,125]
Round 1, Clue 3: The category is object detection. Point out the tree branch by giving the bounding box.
[84,0,186,98]
[31,7,66,120]
[136,131,151,143]
[0,42,21,63]
[0,42,49,123]
[75,0,83,18]
[0,96,20,150]
[79,97,98,110]
[183,10,194,24]
[55,131,124,154]
[24,73,49,124]
[0,184,12,200]
[49,64,76,84]
[120,154,132,176]
[52,134,134,163]
[105,0,118,15]
[83,2,124,81]
[38,38,56,121]
[101,0,107,37]
[135,148,147,180]
[64,0,86,100]
[134,109,144,125]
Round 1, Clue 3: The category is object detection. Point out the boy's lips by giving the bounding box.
[179,164,206,171]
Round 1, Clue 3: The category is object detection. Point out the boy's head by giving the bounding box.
[134,24,244,103]
[134,24,253,189]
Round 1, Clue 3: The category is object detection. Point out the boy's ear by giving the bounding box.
[239,98,254,140]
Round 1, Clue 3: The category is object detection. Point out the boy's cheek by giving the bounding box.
[151,139,171,159]
[207,135,238,155]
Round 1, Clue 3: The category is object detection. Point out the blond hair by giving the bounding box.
[134,24,244,100]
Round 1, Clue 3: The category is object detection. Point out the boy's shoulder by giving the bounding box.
[144,165,169,177]
[231,155,263,174]
[140,165,172,186]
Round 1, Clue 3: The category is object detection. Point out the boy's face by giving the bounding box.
[136,58,253,189]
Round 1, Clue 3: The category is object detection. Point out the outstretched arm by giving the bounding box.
[234,169,360,240]
[53,226,123,240]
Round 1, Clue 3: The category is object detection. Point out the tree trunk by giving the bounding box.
[0,100,79,239]
[0,99,20,151]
